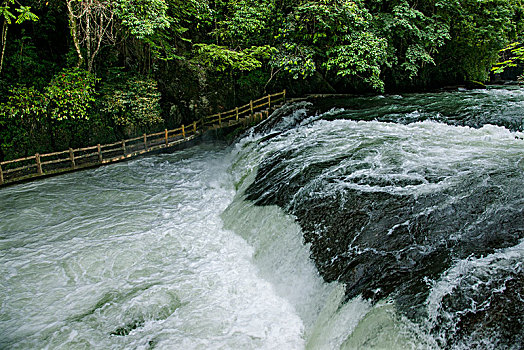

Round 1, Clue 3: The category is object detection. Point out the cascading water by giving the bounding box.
[236,86,524,349]
[1,86,523,349]
[0,146,304,349]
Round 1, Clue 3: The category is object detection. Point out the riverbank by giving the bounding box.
[0,92,286,187]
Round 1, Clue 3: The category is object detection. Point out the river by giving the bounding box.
[1,86,523,349]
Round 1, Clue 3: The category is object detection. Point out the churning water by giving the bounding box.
[1,86,523,349]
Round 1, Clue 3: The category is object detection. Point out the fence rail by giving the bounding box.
[0,90,286,186]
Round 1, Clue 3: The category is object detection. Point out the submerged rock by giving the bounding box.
[244,97,524,347]
[247,152,524,321]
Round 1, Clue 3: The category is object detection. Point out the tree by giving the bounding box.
[492,41,524,80]
[191,44,276,73]
[100,72,163,134]
[367,0,450,88]
[273,0,389,90]
[186,0,280,98]
[0,0,38,74]
[115,0,170,40]
[45,67,97,122]
[66,0,115,72]
[0,86,46,159]
[430,0,524,84]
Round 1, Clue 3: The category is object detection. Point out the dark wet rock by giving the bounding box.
[111,319,145,336]
[434,264,524,349]
[245,140,524,344]
[243,94,524,346]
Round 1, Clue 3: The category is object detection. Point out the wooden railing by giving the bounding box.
[202,91,286,128]
[0,90,286,186]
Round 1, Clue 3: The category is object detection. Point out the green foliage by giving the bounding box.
[237,70,270,96]
[6,32,52,87]
[115,0,170,39]
[101,75,163,128]
[1,0,524,160]
[325,31,388,90]
[217,0,275,46]
[0,86,46,158]
[0,69,97,158]
[273,0,389,90]
[433,0,524,82]
[0,69,97,125]
[1,0,38,75]
[271,43,316,79]
[492,42,524,74]
[45,68,97,121]
[0,86,45,119]
[372,0,450,82]
[1,0,38,25]
[192,44,276,72]
[115,0,198,61]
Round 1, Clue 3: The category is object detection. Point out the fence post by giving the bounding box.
[36,153,42,175]
[218,113,222,128]
[182,124,186,140]
[122,140,126,155]
[0,164,3,185]
[69,148,76,169]
[266,110,269,119]
[165,129,168,146]
[250,100,254,116]
[283,89,286,103]
[236,107,239,121]
[143,134,147,151]
[97,144,103,163]
[193,121,197,133]
[268,94,271,109]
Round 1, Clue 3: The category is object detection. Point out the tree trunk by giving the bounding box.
[0,19,8,75]
[86,4,92,72]
[66,0,84,68]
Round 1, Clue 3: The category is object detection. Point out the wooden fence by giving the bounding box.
[0,90,286,186]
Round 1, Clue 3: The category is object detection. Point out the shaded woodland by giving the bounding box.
[1,0,523,161]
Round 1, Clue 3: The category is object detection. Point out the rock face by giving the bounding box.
[434,263,524,349]
[246,149,524,316]
[245,146,524,347]
[243,96,524,348]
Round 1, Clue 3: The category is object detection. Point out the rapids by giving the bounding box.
[1,86,523,349]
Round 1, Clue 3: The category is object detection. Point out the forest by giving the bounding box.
[1,0,523,162]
